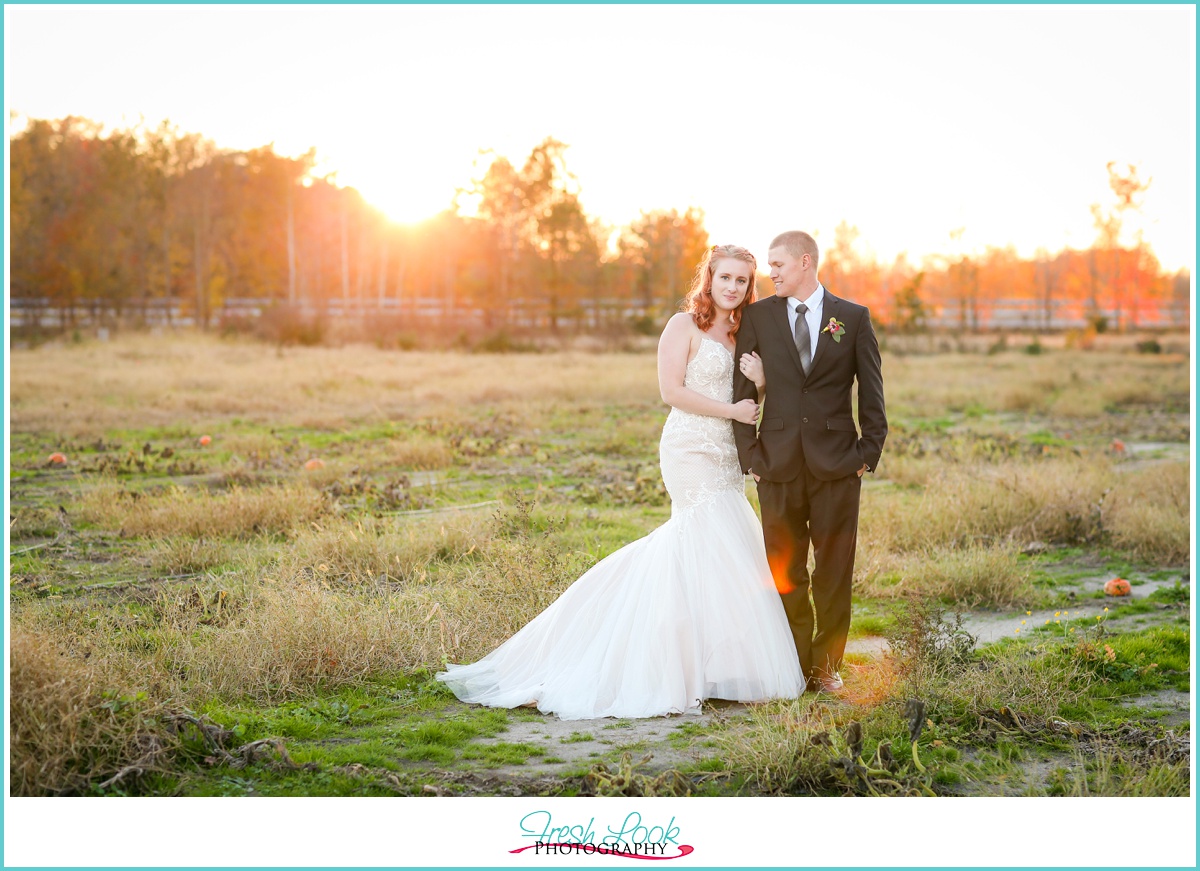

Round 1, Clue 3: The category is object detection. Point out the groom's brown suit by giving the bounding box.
[733,289,887,685]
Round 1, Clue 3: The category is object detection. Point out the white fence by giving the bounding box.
[9,296,1191,332]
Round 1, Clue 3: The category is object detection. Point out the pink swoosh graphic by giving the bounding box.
[509,843,694,860]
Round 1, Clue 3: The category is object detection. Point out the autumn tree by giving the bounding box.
[821,222,885,312]
[619,208,709,313]
[11,118,1185,338]
[462,138,604,329]
[1090,161,1153,330]
[891,271,926,333]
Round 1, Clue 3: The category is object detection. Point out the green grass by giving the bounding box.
[461,742,546,765]
[560,731,595,744]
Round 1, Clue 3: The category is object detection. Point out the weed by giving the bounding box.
[885,598,978,678]
[583,752,693,797]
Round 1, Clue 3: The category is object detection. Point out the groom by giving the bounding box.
[732,230,887,693]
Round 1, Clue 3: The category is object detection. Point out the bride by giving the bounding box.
[437,244,805,719]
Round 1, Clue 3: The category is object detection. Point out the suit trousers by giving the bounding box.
[757,468,861,683]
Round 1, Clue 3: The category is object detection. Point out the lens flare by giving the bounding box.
[766,538,795,595]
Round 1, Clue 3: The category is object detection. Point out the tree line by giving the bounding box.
[9,117,1189,334]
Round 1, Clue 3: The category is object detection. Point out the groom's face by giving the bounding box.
[767,247,809,298]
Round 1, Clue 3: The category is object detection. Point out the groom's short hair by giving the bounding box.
[770,231,819,269]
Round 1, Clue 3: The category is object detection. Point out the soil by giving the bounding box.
[464,704,731,778]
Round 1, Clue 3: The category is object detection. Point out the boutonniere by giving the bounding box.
[822,317,847,343]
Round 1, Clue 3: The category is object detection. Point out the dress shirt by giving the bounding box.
[787,283,825,361]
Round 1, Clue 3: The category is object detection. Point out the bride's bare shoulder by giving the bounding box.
[659,313,704,363]
[662,312,700,337]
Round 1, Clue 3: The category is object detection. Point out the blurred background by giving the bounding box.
[6,5,1194,345]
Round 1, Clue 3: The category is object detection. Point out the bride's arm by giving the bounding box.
[657,314,758,424]
[739,352,766,403]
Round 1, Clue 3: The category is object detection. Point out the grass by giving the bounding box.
[711,608,1190,797]
[8,624,181,796]
[77,479,330,539]
[858,542,1035,608]
[8,333,1191,796]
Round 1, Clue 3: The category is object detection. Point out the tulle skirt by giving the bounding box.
[436,489,805,720]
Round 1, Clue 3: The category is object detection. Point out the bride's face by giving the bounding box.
[709,258,753,314]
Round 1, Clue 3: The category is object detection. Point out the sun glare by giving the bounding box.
[317,143,467,226]
[354,174,457,226]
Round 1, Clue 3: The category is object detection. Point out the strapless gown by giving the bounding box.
[436,337,805,719]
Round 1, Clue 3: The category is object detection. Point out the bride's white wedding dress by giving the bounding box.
[437,337,805,719]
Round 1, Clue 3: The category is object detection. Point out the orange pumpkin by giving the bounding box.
[198,435,212,446]
[1104,577,1131,596]
[304,458,325,471]
[47,452,67,466]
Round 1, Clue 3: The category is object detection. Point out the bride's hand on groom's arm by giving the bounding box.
[738,352,765,390]
[729,398,760,426]
[659,313,756,421]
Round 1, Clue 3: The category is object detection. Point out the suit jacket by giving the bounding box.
[733,289,887,482]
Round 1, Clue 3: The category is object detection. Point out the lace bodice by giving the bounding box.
[680,335,735,403]
[659,337,744,512]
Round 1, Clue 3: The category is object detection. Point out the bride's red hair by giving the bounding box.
[683,244,758,339]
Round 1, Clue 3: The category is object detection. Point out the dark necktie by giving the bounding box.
[794,303,812,376]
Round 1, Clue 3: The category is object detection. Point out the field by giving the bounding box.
[7,331,1192,797]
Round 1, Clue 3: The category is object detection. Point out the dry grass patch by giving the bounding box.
[882,350,1187,419]
[283,512,493,584]
[712,699,840,794]
[78,480,329,539]
[1056,747,1191,797]
[148,537,240,575]
[873,454,942,488]
[12,499,589,704]
[858,543,1034,609]
[929,648,1091,723]
[999,384,1047,414]
[9,625,175,795]
[10,335,662,437]
[220,431,289,459]
[389,434,456,470]
[151,579,432,701]
[864,457,1115,551]
[1107,461,1190,564]
[867,455,1190,566]
[9,506,65,539]
[115,552,577,704]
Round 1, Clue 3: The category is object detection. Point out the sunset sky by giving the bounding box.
[5,5,1195,272]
